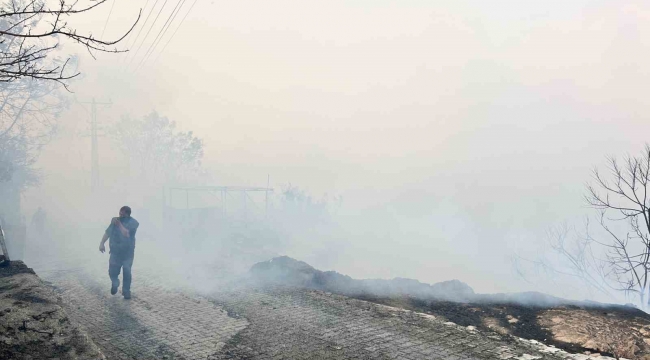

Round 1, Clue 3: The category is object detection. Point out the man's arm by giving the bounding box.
[100,219,117,253]
[112,218,130,238]
[99,232,109,253]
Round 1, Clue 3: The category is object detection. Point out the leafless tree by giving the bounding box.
[512,222,618,303]
[0,0,139,200]
[0,0,140,87]
[586,145,650,307]
[0,0,139,152]
[513,147,650,308]
[0,75,64,188]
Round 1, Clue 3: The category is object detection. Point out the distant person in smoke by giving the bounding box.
[99,206,139,299]
[31,207,46,234]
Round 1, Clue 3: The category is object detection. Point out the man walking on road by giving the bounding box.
[99,206,139,299]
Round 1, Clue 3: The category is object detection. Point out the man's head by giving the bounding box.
[119,206,132,218]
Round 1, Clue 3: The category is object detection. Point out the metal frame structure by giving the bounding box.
[164,185,274,219]
[0,224,10,261]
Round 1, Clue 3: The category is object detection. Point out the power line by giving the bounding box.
[135,0,186,71]
[100,0,117,39]
[127,0,170,68]
[139,0,186,68]
[122,0,159,63]
[122,0,151,49]
[151,0,198,66]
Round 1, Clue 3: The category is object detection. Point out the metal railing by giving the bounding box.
[0,224,10,262]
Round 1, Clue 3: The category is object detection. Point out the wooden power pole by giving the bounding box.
[78,98,112,193]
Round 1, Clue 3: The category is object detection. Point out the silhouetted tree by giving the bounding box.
[0,75,67,182]
[109,111,204,184]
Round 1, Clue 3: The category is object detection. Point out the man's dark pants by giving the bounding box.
[109,249,134,294]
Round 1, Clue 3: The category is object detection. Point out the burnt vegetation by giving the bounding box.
[251,256,650,359]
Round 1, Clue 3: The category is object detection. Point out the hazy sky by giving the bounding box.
[24,0,650,300]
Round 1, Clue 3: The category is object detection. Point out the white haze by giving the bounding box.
[18,0,650,304]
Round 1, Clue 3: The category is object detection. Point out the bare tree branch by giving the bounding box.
[585,146,650,308]
[0,0,141,86]
[524,147,650,309]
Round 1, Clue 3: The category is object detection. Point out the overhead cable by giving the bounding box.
[151,0,198,66]
[135,0,187,71]
[100,0,117,39]
[122,0,158,63]
[127,0,170,68]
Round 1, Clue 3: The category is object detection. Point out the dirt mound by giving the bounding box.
[0,261,105,360]
[250,256,475,302]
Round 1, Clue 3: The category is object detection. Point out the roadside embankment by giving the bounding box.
[0,257,105,360]
[251,256,650,359]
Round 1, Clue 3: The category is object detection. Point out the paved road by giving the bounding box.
[25,246,613,360]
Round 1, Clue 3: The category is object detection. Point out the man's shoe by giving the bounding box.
[110,280,120,295]
[123,291,131,300]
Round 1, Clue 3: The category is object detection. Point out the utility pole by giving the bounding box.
[77,98,112,194]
